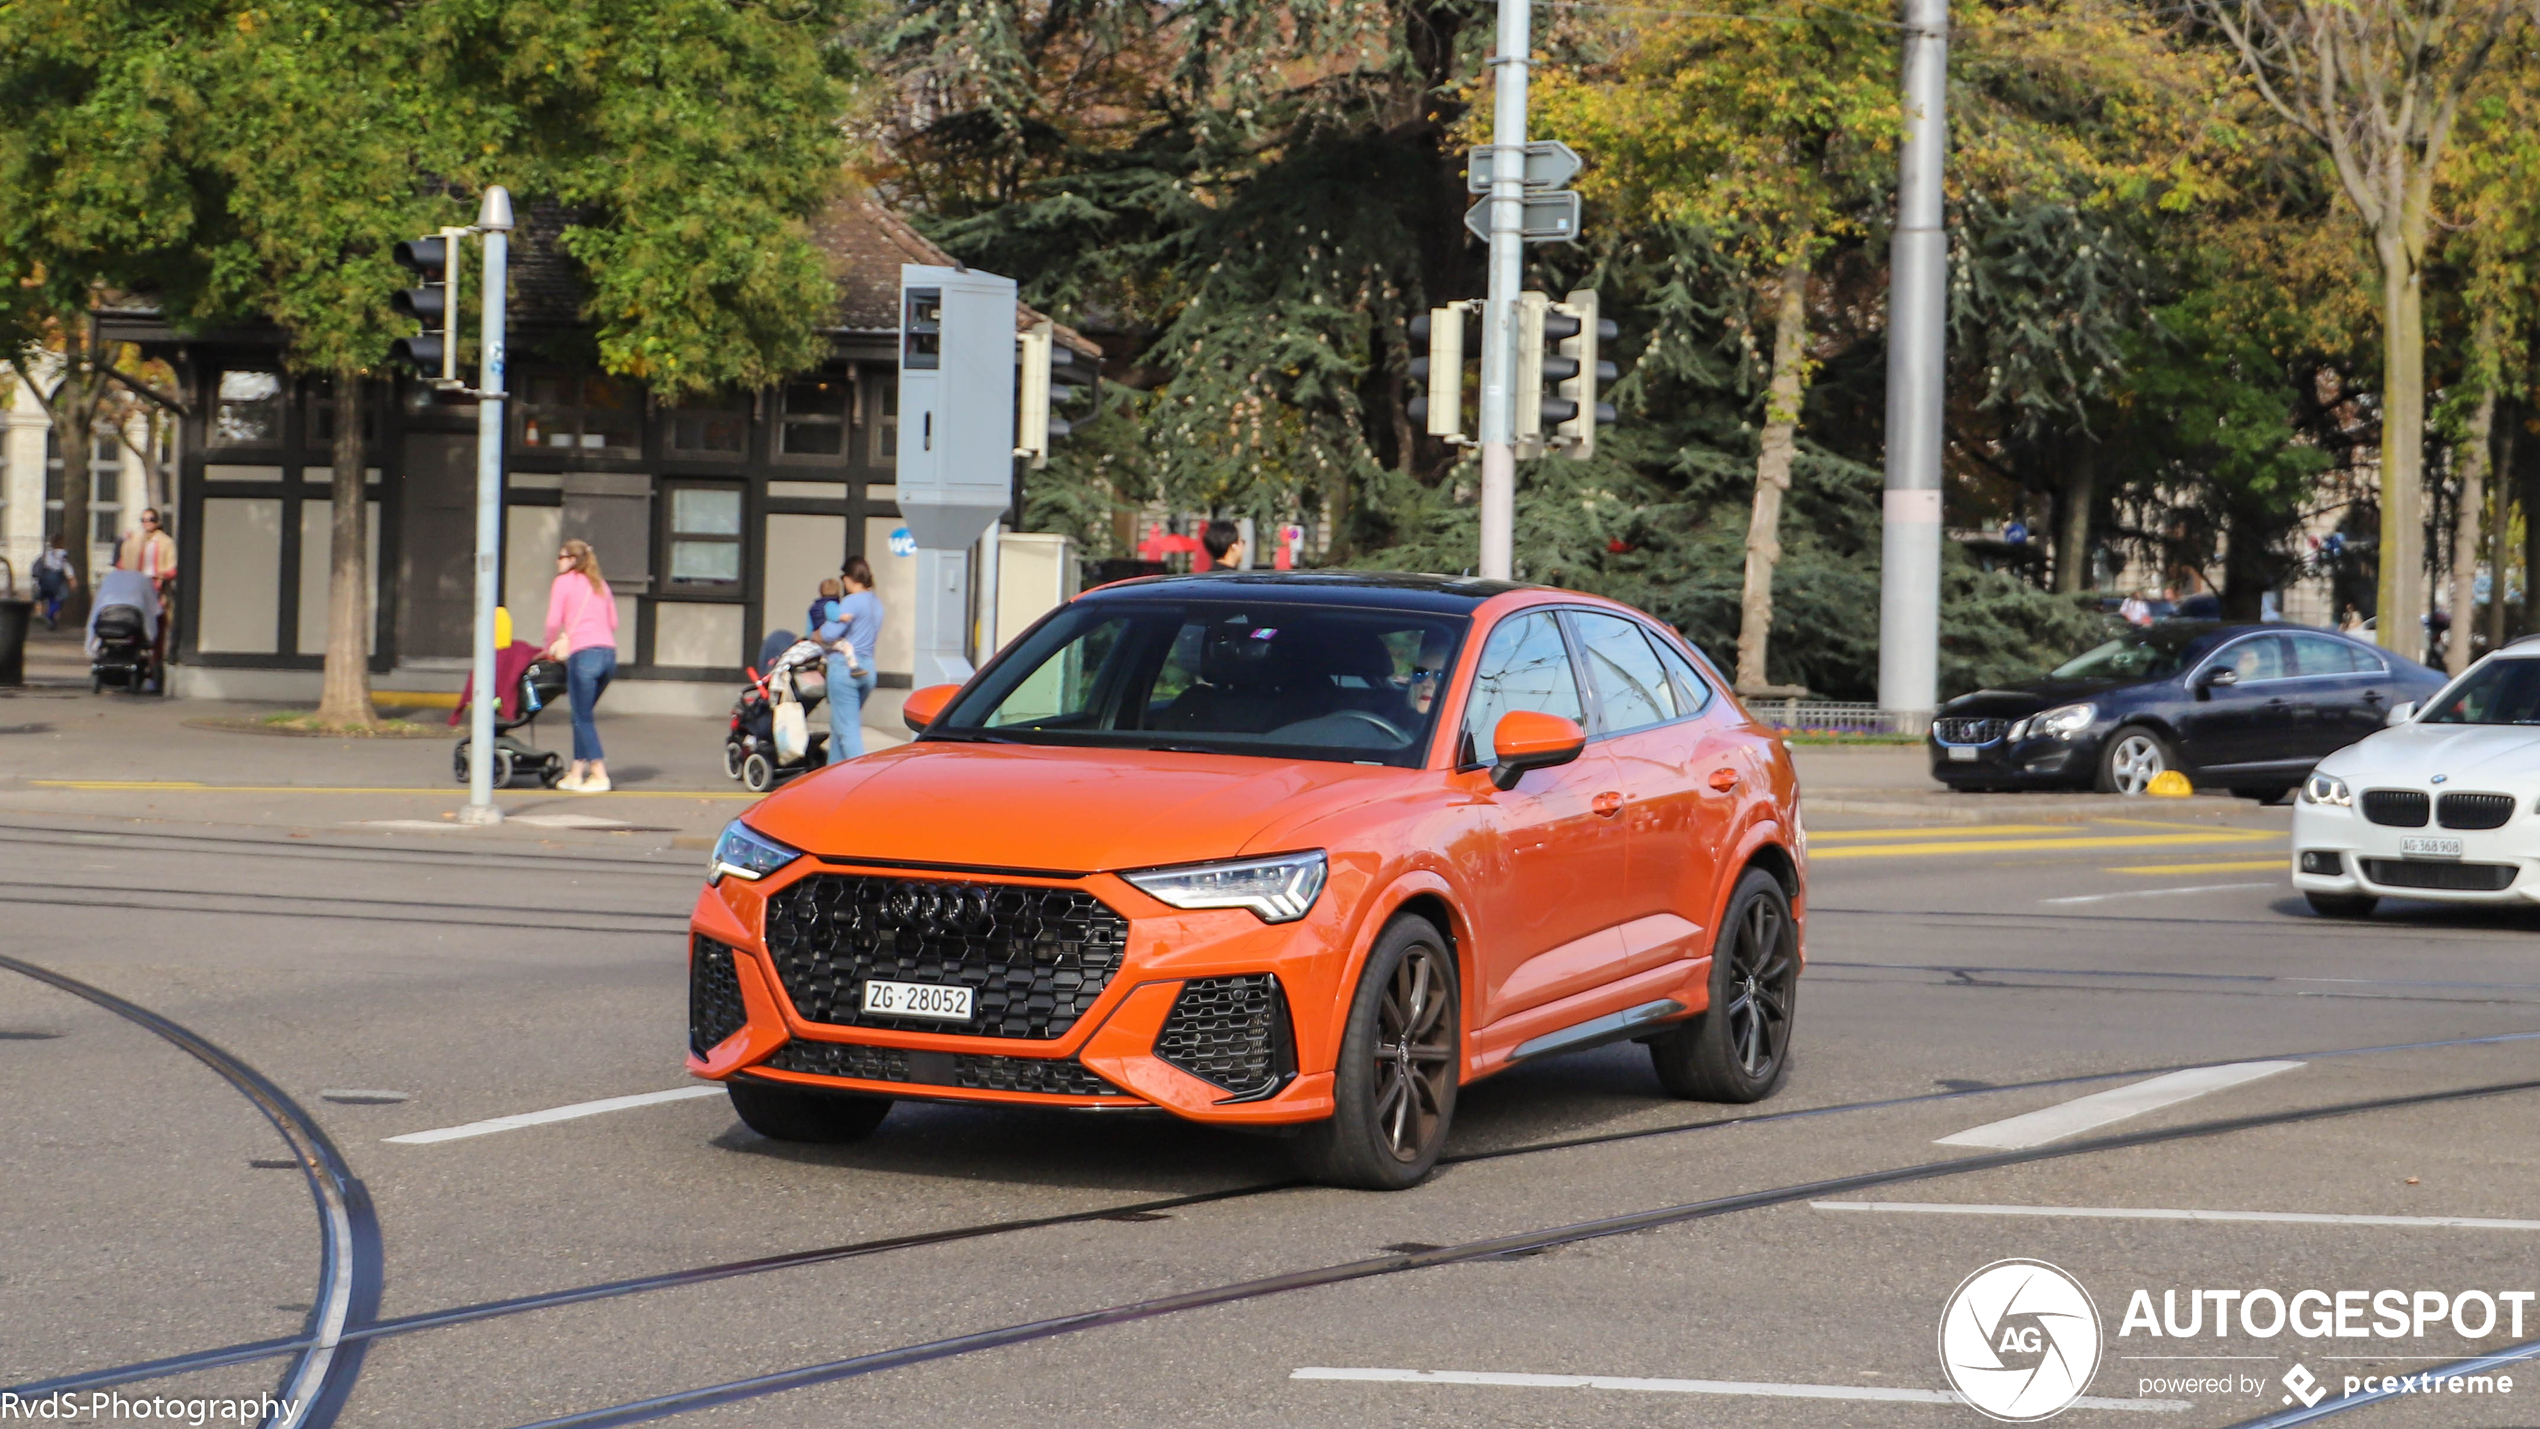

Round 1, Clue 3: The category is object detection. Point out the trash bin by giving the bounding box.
[0,597,29,688]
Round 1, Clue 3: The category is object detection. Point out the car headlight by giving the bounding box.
[2027,702,2096,739]
[710,820,804,884]
[1121,851,1328,923]
[2300,772,2353,808]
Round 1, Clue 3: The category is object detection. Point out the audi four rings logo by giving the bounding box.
[1939,1259,2104,1421]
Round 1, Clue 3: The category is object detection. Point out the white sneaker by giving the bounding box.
[576,773,612,793]
[556,770,587,792]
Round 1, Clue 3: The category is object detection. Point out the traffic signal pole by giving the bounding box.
[459,186,513,826]
[1878,0,1947,726]
[1475,0,1531,581]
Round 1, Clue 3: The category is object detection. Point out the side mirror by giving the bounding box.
[902,683,960,733]
[2385,700,2417,727]
[1490,710,1587,791]
[2195,666,2239,698]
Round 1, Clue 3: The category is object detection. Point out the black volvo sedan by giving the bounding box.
[1928,623,2447,798]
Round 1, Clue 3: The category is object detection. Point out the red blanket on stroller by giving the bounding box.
[449,642,543,726]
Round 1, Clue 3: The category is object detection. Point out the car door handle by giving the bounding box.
[1708,768,1740,792]
[1592,791,1624,817]
[2360,689,2384,703]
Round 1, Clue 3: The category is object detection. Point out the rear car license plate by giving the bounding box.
[862,979,975,1021]
[2399,836,2464,859]
[1947,745,1979,762]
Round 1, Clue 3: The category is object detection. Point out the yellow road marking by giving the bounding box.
[1808,824,2079,842]
[30,780,756,799]
[2111,859,2288,875]
[1810,830,2281,860]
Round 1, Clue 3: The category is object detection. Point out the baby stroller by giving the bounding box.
[726,631,829,793]
[449,643,569,789]
[86,568,161,694]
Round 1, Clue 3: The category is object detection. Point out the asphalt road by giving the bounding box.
[4,744,2539,1428]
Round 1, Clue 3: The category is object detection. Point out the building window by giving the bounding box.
[212,370,284,446]
[664,483,744,591]
[518,375,642,456]
[43,432,121,548]
[667,394,748,456]
[778,378,850,459]
[868,378,897,466]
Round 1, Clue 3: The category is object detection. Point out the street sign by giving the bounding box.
[1464,190,1583,245]
[1466,141,1584,193]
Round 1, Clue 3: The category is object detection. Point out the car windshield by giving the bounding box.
[2421,659,2540,725]
[932,600,1467,766]
[2050,629,2203,682]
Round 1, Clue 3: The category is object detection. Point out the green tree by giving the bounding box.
[0,0,201,618]
[2197,0,2523,651]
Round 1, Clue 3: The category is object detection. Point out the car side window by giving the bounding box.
[2290,632,2378,676]
[1460,611,1584,765]
[1571,610,1680,734]
[1645,630,1716,715]
[2216,634,2289,682]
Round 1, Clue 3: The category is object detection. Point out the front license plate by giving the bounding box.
[1947,745,1979,762]
[2399,836,2464,859]
[862,979,975,1021]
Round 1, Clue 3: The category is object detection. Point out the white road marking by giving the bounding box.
[1934,1061,2302,1149]
[1290,1367,2188,1413]
[512,814,633,829]
[383,1085,723,1144]
[1814,1201,2540,1232]
[2040,882,2274,905]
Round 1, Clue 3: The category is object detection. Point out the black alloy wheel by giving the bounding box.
[1648,868,1798,1102]
[726,1080,893,1143]
[1295,915,1459,1190]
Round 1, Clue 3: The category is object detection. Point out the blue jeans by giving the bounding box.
[826,662,877,762]
[567,646,615,761]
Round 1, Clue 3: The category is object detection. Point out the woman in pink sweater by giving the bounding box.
[544,540,620,792]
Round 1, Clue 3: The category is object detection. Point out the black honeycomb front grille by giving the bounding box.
[2361,790,2430,827]
[2437,793,2515,830]
[689,937,749,1057]
[1153,974,1293,1100]
[762,874,1129,1040]
[763,1039,1124,1097]
[1933,717,2009,745]
[2360,859,2518,892]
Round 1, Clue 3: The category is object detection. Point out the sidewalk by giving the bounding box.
[1,624,907,845]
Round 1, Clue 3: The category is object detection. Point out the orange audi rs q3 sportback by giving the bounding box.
[687,573,1805,1189]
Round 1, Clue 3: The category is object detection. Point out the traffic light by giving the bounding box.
[1552,287,1619,459]
[1407,301,1481,443]
[1517,289,1619,459]
[390,231,463,384]
[1015,319,1098,468]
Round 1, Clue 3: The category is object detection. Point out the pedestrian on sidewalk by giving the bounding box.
[32,533,75,629]
[116,509,178,685]
[817,557,882,763]
[544,538,619,792]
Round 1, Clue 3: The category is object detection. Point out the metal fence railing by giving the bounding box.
[1744,698,1931,737]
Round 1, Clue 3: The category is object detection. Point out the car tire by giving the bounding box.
[725,1080,893,1143]
[2097,726,2175,796]
[1648,868,1799,1103]
[1294,914,1459,1191]
[2304,891,2379,919]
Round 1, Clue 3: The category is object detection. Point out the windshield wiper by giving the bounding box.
[921,729,1021,744]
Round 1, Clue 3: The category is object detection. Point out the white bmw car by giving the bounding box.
[2292,645,2540,917]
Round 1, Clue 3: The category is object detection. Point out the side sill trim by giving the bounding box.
[1509,999,1688,1062]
